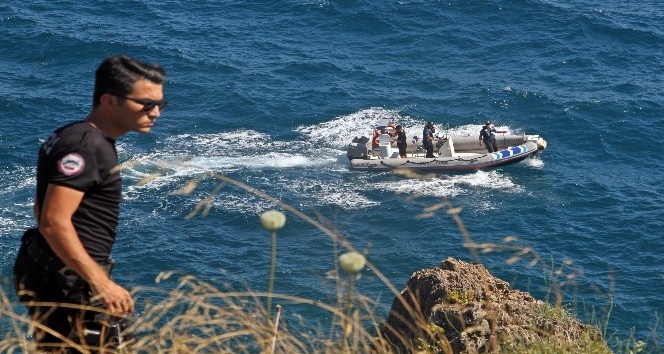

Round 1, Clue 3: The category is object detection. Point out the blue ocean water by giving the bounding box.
[1,0,663,350]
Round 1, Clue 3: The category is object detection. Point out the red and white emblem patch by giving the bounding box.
[57,153,85,176]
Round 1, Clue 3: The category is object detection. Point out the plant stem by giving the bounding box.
[267,230,277,323]
[269,305,282,354]
[342,272,355,353]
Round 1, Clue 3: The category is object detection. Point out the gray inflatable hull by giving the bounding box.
[347,134,547,172]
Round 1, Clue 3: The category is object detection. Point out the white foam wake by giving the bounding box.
[118,108,540,212]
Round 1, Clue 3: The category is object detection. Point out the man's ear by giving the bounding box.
[99,93,117,111]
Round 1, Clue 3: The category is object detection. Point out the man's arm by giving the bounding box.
[39,183,134,314]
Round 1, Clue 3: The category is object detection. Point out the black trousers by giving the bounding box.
[398,143,407,157]
[483,138,499,153]
[13,229,112,351]
[424,142,434,158]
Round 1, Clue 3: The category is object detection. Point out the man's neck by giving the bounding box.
[85,111,124,140]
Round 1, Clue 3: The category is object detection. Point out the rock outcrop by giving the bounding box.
[379,257,609,353]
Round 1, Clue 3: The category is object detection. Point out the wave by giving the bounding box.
[117,108,540,213]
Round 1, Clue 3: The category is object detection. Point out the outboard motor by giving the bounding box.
[347,136,371,160]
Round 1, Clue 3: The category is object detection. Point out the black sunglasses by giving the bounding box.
[118,95,167,112]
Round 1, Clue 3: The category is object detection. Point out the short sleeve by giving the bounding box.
[47,146,100,192]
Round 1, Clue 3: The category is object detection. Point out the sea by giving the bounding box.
[1,0,662,351]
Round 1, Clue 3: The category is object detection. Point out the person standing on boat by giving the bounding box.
[12,54,166,351]
[479,121,507,153]
[422,122,436,158]
[395,125,408,158]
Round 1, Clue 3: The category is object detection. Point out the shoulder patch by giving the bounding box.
[57,153,86,176]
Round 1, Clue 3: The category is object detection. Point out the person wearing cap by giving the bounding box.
[479,121,507,153]
[422,122,436,158]
[395,125,408,158]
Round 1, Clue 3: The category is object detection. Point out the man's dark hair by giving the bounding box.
[92,55,166,108]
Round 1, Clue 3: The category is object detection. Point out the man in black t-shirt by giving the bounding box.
[422,122,436,158]
[395,125,408,158]
[13,55,166,351]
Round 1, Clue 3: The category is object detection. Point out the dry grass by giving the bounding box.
[0,169,655,353]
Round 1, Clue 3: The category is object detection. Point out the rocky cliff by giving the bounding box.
[379,257,610,353]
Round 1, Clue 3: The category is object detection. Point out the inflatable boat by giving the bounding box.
[346,120,547,172]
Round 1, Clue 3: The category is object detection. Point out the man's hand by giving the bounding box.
[90,277,134,314]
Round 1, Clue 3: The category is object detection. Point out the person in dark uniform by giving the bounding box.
[479,121,507,153]
[13,54,166,352]
[395,125,408,158]
[422,121,436,158]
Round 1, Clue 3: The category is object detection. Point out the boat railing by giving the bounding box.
[439,122,451,140]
